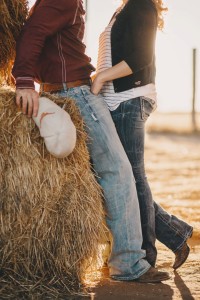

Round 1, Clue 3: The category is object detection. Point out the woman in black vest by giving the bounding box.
[91,0,193,269]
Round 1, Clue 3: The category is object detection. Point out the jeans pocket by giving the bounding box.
[62,86,100,123]
[140,96,157,121]
[80,87,100,123]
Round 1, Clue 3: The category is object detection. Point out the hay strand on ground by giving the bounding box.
[0,87,107,298]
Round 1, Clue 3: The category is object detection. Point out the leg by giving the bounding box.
[111,96,193,257]
[140,99,193,253]
[154,203,193,252]
[111,97,157,266]
[58,86,150,280]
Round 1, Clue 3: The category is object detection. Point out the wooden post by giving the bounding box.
[192,48,197,132]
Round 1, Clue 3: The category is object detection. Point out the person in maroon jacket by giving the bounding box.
[12,0,170,282]
[13,0,94,116]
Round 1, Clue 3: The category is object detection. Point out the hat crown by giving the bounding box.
[32,97,76,158]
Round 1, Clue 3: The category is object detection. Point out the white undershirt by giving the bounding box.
[97,17,157,111]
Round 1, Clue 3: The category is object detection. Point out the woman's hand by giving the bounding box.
[91,72,105,95]
[91,61,132,96]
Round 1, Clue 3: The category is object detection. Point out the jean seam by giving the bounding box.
[156,211,193,241]
[140,97,145,120]
[140,96,156,122]
[141,96,157,111]
[111,265,151,281]
[173,227,193,252]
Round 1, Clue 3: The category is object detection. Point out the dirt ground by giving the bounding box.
[84,128,200,300]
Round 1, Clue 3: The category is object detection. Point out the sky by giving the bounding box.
[28,0,200,112]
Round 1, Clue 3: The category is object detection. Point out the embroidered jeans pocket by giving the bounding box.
[140,96,157,121]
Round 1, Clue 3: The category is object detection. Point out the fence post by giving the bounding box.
[192,48,197,132]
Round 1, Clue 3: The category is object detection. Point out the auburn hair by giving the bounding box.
[152,0,168,30]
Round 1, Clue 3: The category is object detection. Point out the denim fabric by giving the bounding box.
[111,96,193,265]
[56,85,151,280]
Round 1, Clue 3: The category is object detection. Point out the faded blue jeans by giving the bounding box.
[110,96,193,266]
[56,85,151,280]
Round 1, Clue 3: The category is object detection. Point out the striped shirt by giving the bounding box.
[97,17,157,111]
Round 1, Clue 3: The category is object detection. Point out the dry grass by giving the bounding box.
[0,0,28,85]
[146,112,200,134]
[0,88,107,298]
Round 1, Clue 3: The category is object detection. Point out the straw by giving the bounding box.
[0,88,107,297]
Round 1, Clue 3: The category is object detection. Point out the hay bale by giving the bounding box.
[0,87,106,297]
[0,0,28,85]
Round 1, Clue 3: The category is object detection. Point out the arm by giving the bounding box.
[13,0,77,117]
[91,61,132,95]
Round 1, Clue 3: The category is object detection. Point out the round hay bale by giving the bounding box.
[0,87,106,297]
[0,0,28,85]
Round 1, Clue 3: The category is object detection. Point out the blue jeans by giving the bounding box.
[56,85,151,280]
[111,96,193,266]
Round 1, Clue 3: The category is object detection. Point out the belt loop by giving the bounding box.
[63,83,67,91]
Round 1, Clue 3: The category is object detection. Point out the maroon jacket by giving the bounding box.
[12,0,95,89]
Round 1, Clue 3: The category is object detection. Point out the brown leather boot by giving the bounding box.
[173,243,190,270]
[136,267,170,283]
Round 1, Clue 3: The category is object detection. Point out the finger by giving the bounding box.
[90,89,98,96]
[90,87,95,95]
[22,96,28,115]
[90,85,98,95]
[27,95,33,118]
[16,93,22,107]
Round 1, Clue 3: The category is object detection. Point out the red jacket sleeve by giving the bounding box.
[12,0,78,89]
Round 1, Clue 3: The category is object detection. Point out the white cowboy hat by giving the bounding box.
[32,97,76,158]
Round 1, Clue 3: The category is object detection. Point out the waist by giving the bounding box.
[40,78,91,93]
[102,83,157,111]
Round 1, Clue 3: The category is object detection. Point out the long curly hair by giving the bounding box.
[152,0,168,30]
